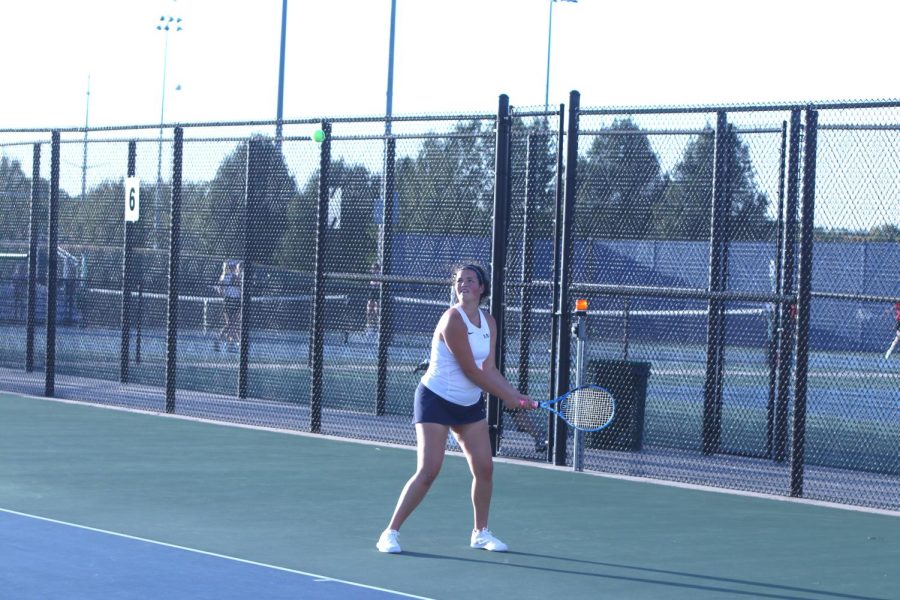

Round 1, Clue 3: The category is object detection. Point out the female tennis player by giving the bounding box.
[376,263,534,554]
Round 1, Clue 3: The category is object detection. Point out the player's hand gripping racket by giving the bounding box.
[520,385,615,432]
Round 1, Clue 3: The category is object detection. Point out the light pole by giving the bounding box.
[376,0,398,265]
[155,13,182,247]
[81,74,91,199]
[544,0,577,115]
[275,0,288,151]
[385,0,397,136]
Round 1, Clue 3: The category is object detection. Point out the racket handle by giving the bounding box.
[519,399,537,409]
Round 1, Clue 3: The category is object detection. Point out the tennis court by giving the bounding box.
[1,391,897,599]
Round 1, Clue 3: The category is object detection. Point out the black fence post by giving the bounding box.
[767,120,788,458]
[310,121,331,433]
[25,143,41,373]
[164,127,183,414]
[120,141,137,383]
[547,103,565,463]
[702,113,731,454]
[376,133,396,416]
[44,132,60,397]
[552,90,580,466]
[488,94,512,455]
[239,139,261,399]
[790,108,818,497]
[518,133,543,397]
[775,109,802,462]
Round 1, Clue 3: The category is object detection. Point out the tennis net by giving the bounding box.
[83,288,349,333]
[389,295,770,344]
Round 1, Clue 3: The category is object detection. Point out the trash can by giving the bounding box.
[585,360,651,451]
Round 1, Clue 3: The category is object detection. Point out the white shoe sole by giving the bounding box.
[470,542,507,552]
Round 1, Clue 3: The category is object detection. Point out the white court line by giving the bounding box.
[0,507,433,600]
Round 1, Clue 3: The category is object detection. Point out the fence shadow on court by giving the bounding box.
[398,550,888,600]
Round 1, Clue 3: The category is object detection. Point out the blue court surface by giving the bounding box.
[0,509,429,600]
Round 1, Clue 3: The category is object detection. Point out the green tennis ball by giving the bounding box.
[312,129,326,143]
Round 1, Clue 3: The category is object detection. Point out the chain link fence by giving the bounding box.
[0,96,897,511]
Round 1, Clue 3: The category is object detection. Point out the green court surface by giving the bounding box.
[1,393,897,600]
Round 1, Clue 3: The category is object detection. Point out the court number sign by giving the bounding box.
[125,177,140,222]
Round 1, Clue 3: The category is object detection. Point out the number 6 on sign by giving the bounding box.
[124,177,140,222]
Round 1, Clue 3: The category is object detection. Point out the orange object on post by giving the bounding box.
[575,298,588,312]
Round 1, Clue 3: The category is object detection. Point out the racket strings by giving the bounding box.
[560,388,614,430]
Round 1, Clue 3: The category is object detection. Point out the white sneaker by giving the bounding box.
[376,529,401,553]
[470,528,508,552]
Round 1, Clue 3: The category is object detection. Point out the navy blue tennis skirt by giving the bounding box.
[414,383,486,425]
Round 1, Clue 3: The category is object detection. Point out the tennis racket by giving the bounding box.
[522,385,616,432]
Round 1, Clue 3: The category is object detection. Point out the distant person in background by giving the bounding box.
[366,262,381,335]
[215,260,242,353]
[885,301,900,359]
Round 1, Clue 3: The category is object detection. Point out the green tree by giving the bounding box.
[509,118,558,239]
[60,181,121,247]
[865,223,900,242]
[576,118,664,239]
[0,157,36,248]
[278,168,317,273]
[194,136,297,265]
[652,126,772,240]
[322,159,381,273]
[396,120,494,234]
[279,158,380,274]
[814,223,900,242]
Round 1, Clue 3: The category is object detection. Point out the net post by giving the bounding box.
[572,298,588,472]
[25,142,41,373]
[164,126,184,414]
[790,108,818,497]
[488,93,512,456]
[310,121,331,433]
[120,140,137,384]
[44,131,61,397]
[239,139,262,400]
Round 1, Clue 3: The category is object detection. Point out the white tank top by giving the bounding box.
[420,305,491,406]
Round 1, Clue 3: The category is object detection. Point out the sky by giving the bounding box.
[0,0,897,232]
[2,0,898,130]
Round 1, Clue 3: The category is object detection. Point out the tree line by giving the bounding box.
[1,119,896,284]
